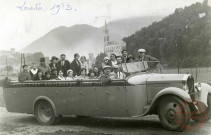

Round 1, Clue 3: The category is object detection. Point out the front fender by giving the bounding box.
[144,87,192,115]
[196,83,211,107]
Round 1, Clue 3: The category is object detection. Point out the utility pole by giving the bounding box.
[176,43,179,74]
[6,57,8,78]
[20,53,22,72]
[23,53,25,65]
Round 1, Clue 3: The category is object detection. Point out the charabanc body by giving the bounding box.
[3,61,211,131]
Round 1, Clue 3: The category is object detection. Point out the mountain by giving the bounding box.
[123,1,211,68]
[22,16,163,59]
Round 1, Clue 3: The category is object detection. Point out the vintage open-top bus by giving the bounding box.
[3,61,211,131]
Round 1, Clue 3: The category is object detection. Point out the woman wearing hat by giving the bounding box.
[110,53,118,69]
[80,56,89,75]
[66,69,75,80]
[49,56,58,71]
[101,56,112,69]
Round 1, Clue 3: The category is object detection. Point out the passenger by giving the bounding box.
[51,69,58,79]
[37,57,51,75]
[49,56,58,71]
[75,68,88,80]
[116,66,126,79]
[45,71,51,80]
[33,70,45,81]
[56,70,66,80]
[80,56,89,75]
[127,54,135,63]
[66,69,75,80]
[101,57,112,69]
[29,62,38,80]
[138,49,158,61]
[121,50,128,63]
[88,69,97,79]
[93,66,99,77]
[70,53,81,77]
[117,57,122,65]
[57,54,71,77]
[100,65,116,83]
[110,53,118,69]
[18,65,32,82]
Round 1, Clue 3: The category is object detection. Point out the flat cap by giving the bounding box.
[103,65,111,69]
[104,57,109,60]
[138,49,146,53]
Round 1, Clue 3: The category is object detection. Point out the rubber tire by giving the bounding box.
[158,96,191,131]
[192,95,211,122]
[35,100,61,125]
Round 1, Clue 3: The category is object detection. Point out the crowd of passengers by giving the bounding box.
[18,49,157,82]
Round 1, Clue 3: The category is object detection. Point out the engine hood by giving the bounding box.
[127,73,191,85]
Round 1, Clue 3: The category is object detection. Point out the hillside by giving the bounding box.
[123,0,211,68]
[22,16,163,59]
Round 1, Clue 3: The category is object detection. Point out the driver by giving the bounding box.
[138,49,158,62]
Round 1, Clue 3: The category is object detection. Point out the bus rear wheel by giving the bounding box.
[35,100,61,125]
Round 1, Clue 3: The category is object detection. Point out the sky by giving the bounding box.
[0,0,206,52]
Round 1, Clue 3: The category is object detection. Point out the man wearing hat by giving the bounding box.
[100,65,116,83]
[49,56,58,71]
[37,57,51,75]
[57,54,71,77]
[138,49,158,62]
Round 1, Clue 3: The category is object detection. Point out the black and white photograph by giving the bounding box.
[0,0,211,134]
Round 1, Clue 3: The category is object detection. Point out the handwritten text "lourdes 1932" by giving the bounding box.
[16,2,76,15]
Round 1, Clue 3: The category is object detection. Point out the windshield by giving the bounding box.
[122,61,161,74]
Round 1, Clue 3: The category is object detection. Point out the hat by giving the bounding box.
[103,65,111,70]
[104,57,109,60]
[67,69,73,74]
[40,57,45,62]
[117,57,122,60]
[51,56,58,61]
[138,49,146,53]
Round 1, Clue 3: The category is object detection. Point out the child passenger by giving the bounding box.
[51,69,58,79]
[33,70,45,81]
[45,72,51,80]
[88,69,97,79]
[76,68,88,80]
[56,70,66,80]
[66,69,75,80]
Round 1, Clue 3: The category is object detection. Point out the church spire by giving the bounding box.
[104,20,109,43]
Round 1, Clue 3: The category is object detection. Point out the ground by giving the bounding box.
[0,107,211,135]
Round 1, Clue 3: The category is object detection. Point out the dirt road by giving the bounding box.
[0,107,211,135]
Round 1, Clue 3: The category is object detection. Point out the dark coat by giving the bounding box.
[70,59,81,77]
[33,75,45,81]
[57,60,71,76]
[121,56,128,63]
[49,63,58,71]
[138,55,158,61]
[18,71,32,82]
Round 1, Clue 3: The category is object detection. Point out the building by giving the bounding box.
[88,53,95,68]
[104,20,126,56]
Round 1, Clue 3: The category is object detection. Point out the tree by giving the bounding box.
[95,52,107,68]
[123,1,211,68]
